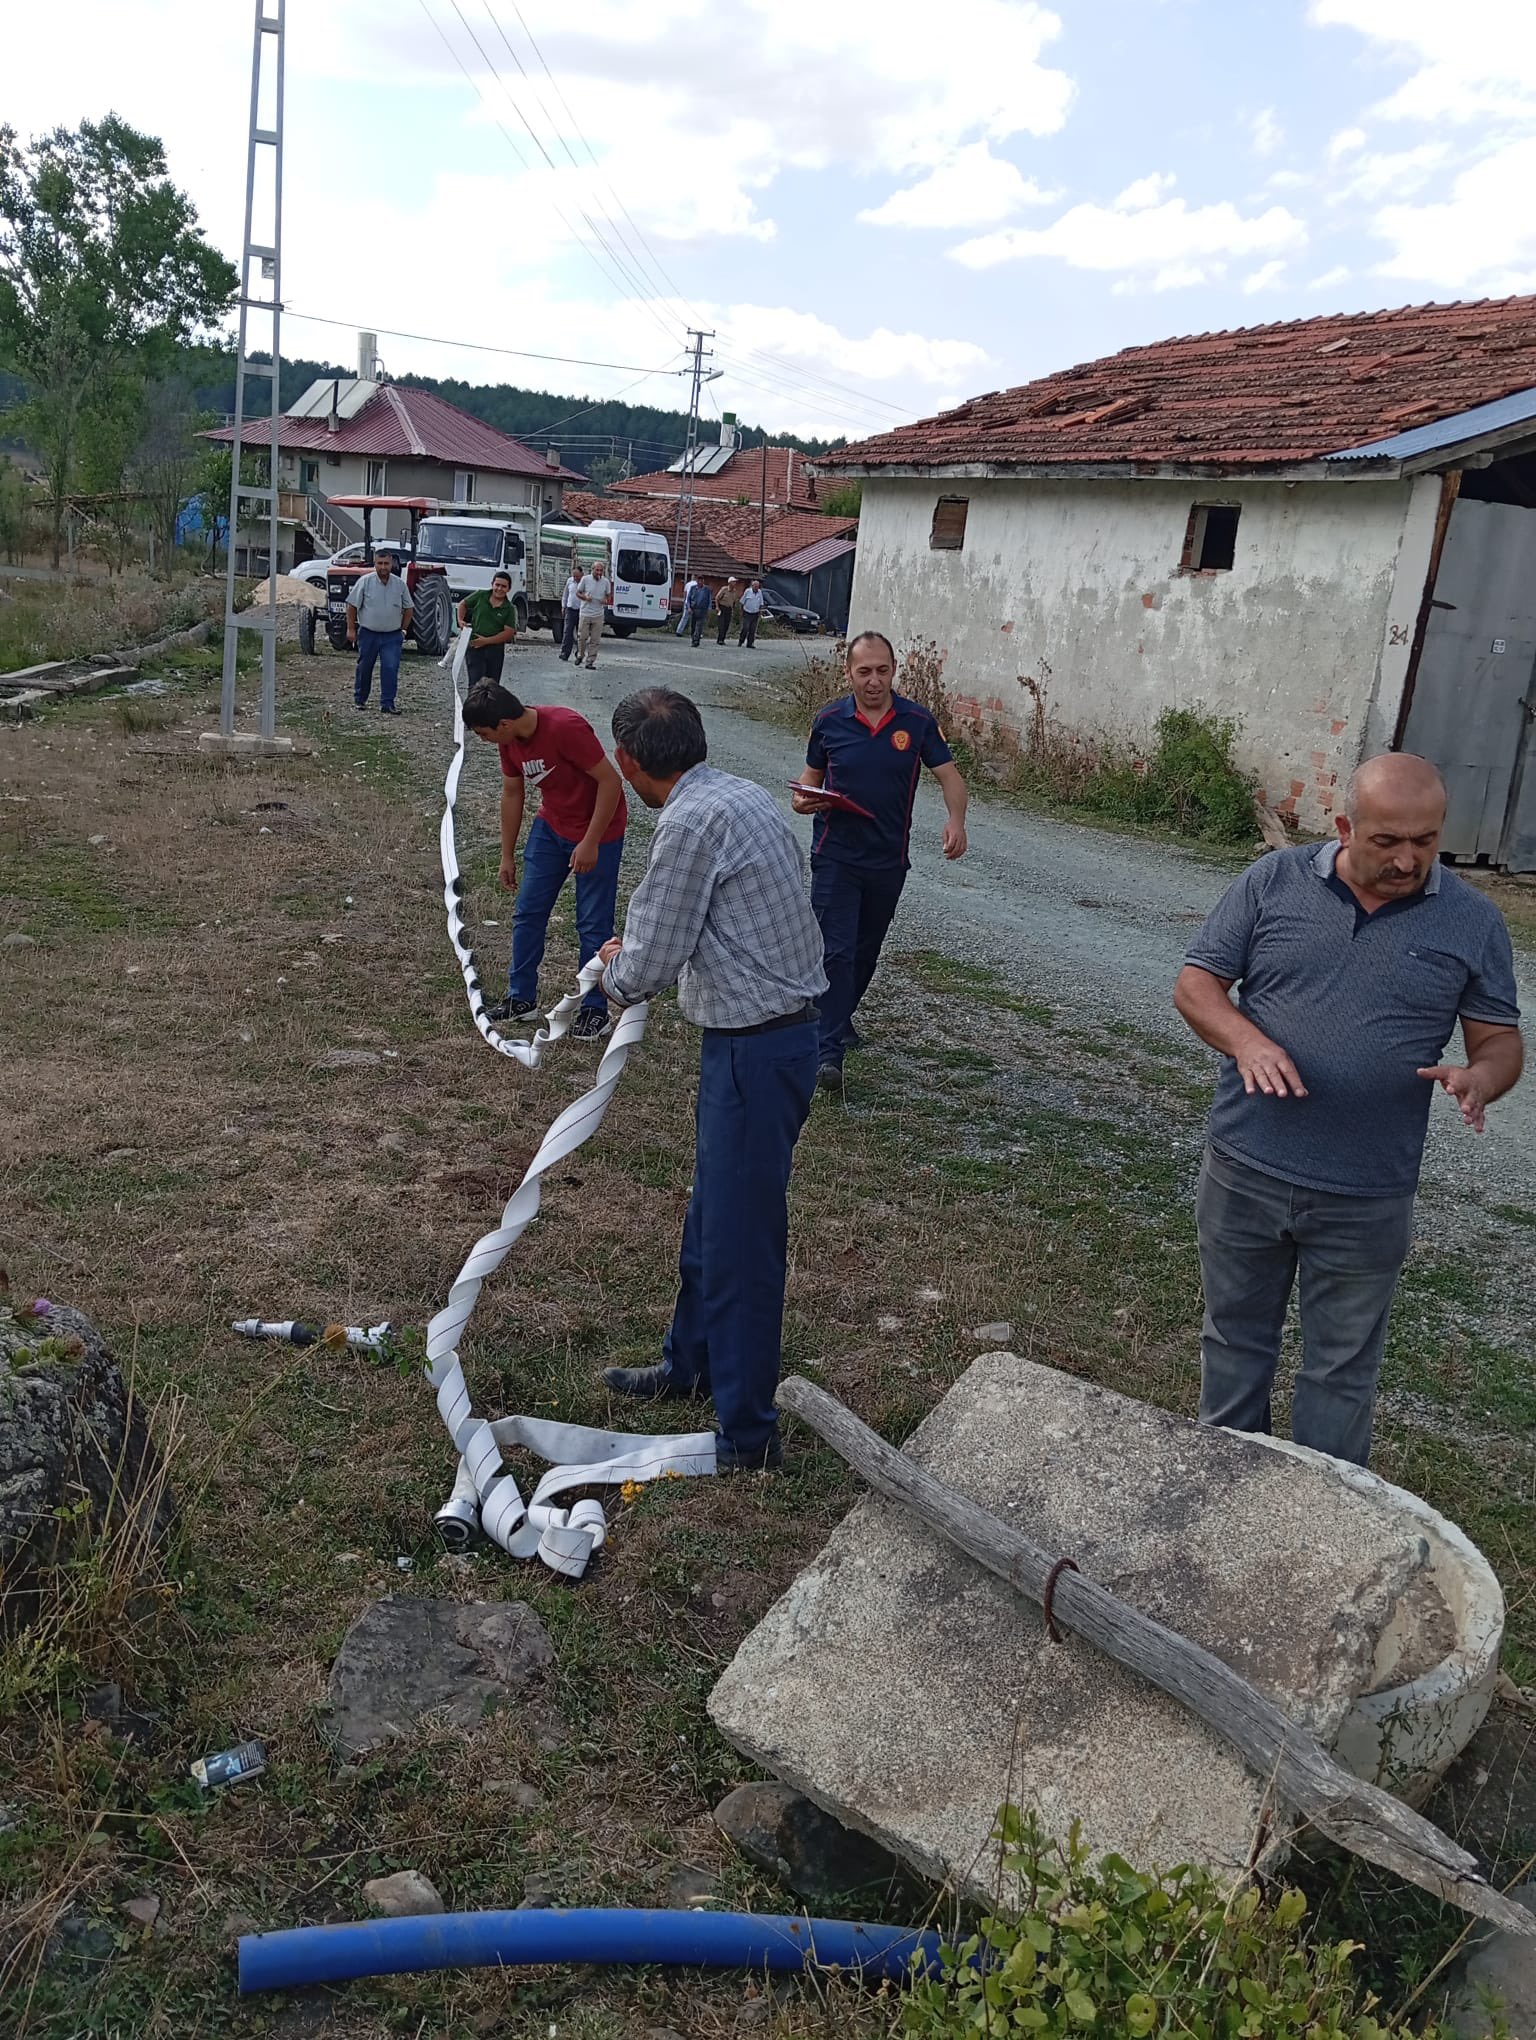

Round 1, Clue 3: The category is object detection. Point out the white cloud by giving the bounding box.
[1327,140,1450,204]
[859,145,1058,229]
[1310,2,1536,124]
[1250,109,1285,157]
[1308,263,1352,288]
[1328,126,1367,160]
[950,188,1306,281]
[1114,171,1178,210]
[1370,135,1536,287]
[721,304,989,390]
[1243,259,1288,293]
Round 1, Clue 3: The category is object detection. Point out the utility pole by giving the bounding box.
[209,0,290,757]
[672,328,716,586]
[758,429,768,575]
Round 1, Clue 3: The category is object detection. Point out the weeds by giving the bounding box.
[0,576,217,672]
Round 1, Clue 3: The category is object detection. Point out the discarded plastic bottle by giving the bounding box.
[190,1740,267,1790]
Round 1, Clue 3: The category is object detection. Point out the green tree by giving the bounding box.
[133,373,213,571]
[76,372,145,572]
[0,116,236,566]
[0,453,36,563]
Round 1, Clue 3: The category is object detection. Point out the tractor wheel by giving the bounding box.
[325,610,350,652]
[298,604,317,656]
[412,573,453,658]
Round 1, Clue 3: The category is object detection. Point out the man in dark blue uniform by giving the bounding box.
[792,630,969,1092]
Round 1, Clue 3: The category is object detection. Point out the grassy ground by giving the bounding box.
[1,641,1533,2035]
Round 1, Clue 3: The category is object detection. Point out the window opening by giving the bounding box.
[1182,503,1240,571]
[930,496,968,550]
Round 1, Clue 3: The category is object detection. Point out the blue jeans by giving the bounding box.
[1196,1143,1415,1466]
[661,1019,818,1452]
[354,626,402,708]
[811,857,906,1067]
[560,606,579,660]
[508,816,622,1012]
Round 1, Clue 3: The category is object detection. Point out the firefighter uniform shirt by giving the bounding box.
[806,693,952,871]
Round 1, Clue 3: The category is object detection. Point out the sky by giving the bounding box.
[7,0,1536,448]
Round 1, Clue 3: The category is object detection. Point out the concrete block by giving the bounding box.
[709,1354,1477,1898]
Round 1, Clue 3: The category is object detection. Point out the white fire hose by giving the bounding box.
[425,629,716,1575]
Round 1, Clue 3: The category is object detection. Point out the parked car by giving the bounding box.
[291,534,412,585]
[763,597,821,634]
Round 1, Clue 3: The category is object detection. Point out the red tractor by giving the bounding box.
[299,496,456,659]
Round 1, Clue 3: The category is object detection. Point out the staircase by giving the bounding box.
[306,493,362,555]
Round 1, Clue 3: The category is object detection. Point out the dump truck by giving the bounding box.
[412,507,672,638]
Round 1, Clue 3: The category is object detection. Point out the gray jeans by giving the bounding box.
[1196,1144,1414,1466]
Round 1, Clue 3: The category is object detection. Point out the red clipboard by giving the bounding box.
[788,780,876,821]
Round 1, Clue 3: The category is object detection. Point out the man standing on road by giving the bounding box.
[737,579,765,648]
[684,577,712,648]
[793,630,969,1093]
[714,576,739,646]
[676,573,698,638]
[457,570,518,686]
[462,680,627,1042]
[559,565,582,662]
[574,559,610,670]
[1174,753,1523,1467]
[597,687,826,1472]
[346,545,413,714]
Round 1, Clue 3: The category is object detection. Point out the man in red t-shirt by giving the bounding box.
[462,681,627,1039]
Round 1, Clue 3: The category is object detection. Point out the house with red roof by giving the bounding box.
[823,295,1536,866]
[207,359,580,571]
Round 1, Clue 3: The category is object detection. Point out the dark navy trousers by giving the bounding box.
[661,1018,818,1452]
[811,857,906,1067]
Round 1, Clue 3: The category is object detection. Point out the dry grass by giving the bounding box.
[0,574,219,672]
[1,644,1532,2033]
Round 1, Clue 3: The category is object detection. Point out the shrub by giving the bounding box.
[1091,708,1259,844]
[902,1808,1467,2040]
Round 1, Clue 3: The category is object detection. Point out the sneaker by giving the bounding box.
[815,1062,845,1095]
[354,700,368,711]
[486,996,538,1025]
[602,1363,702,1402]
[715,1432,785,1474]
[380,704,401,715]
[571,1008,612,1041]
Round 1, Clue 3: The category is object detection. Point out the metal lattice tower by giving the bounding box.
[220,0,286,739]
[672,328,714,584]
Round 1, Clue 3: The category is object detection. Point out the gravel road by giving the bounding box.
[395,624,1536,1214]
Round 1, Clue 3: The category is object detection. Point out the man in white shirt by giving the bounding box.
[676,574,698,638]
[738,579,766,648]
[345,546,414,714]
[575,561,609,670]
[559,567,582,662]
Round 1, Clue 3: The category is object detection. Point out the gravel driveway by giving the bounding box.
[404,625,1536,1215]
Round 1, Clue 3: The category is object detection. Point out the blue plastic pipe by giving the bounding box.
[239,1906,944,1994]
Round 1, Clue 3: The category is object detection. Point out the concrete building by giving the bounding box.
[823,295,1536,868]
[207,337,579,570]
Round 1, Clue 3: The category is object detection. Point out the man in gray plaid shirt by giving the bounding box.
[598,688,826,1471]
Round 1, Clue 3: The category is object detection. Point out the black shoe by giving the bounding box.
[602,1363,701,1402]
[380,704,401,715]
[354,700,368,711]
[572,1008,612,1041]
[715,1432,784,1474]
[816,1062,844,1095]
[486,996,538,1025]
[842,1025,864,1053]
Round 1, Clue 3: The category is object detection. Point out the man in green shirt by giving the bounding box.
[457,571,519,684]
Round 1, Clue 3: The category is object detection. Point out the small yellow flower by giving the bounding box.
[620,1480,642,1504]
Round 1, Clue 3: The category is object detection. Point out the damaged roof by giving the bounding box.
[824,294,1536,476]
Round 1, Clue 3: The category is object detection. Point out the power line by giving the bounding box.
[284,308,685,377]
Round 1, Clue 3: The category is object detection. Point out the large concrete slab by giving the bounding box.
[709,1355,1444,1896]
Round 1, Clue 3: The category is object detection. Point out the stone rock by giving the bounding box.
[0,1299,176,1621]
[364,1870,444,1917]
[486,1778,544,1811]
[322,1596,555,1758]
[2,931,37,948]
[969,1321,1013,1344]
[48,1911,114,1965]
[121,1895,161,1928]
[710,1353,1453,1898]
[1444,1882,1536,2037]
[316,1047,381,1069]
[713,1783,907,1906]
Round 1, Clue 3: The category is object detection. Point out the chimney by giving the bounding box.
[328,378,340,434]
[358,331,377,381]
[719,412,737,453]
[545,447,561,469]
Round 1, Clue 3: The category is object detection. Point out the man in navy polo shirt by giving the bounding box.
[793,631,969,1092]
[1174,752,1523,1466]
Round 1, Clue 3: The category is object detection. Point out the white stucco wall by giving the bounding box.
[850,473,1440,830]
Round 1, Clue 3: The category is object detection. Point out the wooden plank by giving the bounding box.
[776,1374,1535,1937]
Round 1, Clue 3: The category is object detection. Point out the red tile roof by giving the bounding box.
[561,493,855,577]
[611,445,821,509]
[772,533,857,573]
[208,384,581,481]
[825,295,1536,474]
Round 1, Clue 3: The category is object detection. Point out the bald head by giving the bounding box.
[1336,752,1446,904]
[1343,752,1446,824]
